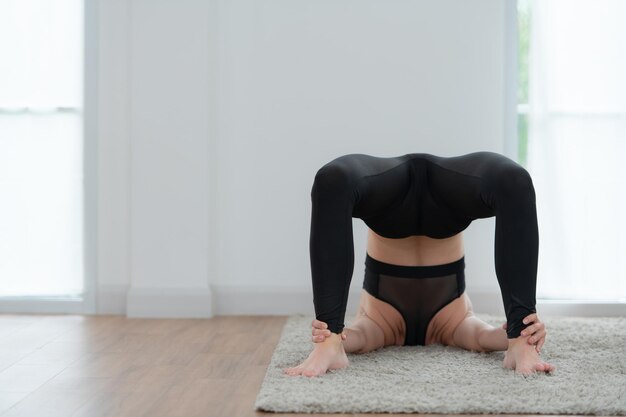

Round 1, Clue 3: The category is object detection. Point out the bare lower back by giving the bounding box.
[366,228,464,266]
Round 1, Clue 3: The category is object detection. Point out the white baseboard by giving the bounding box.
[125,286,214,318]
[212,284,317,316]
[97,285,214,317]
[536,299,626,316]
[211,285,626,318]
[97,284,129,315]
[93,284,626,318]
[212,285,508,317]
[0,295,87,314]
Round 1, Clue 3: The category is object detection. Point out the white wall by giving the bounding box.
[96,0,510,317]
[97,0,131,313]
[97,0,216,316]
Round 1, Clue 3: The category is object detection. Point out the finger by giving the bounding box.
[312,330,330,338]
[313,320,328,329]
[522,313,538,324]
[520,325,533,337]
[502,322,507,330]
[521,324,538,337]
[520,322,544,336]
[312,328,331,336]
[529,329,546,344]
[529,322,546,331]
[537,335,545,352]
[312,319,328,329]
[523,322,544,336]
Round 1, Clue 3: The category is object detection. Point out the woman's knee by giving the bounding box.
[350,316,386,353]
[451,316,488,352]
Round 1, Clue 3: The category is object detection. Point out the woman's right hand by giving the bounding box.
[311,319,347,343]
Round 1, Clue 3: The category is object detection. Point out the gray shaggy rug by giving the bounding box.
[254,314,626,415]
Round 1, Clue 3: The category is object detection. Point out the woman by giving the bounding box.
[284,151,555,377]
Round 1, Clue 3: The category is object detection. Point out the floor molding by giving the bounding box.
[125,286,214,318]
[211,284,626,317]
[93,284,626,317]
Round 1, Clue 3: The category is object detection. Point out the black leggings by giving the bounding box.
[309,151,538,339]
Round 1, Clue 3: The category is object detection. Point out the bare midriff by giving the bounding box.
[366,229,464,266]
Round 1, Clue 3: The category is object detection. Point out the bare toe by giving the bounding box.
[302,367,321,377]
[284,366,302,376]
[516,364,535,376]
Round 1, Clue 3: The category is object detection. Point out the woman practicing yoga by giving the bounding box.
[284,151,555,377]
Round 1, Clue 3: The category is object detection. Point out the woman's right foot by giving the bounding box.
[284,332,349,377]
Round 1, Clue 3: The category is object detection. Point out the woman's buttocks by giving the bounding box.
[366,229,464,266]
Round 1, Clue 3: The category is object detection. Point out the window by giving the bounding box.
[518,0,626,301]
[0,0,85,299]
[517,0,530,167]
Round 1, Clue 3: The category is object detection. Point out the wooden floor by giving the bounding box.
[0,314,578,417]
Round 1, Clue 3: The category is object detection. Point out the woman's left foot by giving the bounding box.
[503,335,555,376]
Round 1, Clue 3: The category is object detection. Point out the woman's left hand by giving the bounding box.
[502,313,546,353]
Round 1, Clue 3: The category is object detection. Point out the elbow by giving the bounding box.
[311,162,354,202]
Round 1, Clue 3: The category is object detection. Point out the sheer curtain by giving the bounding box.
[526,0,626,301]
[0,0,84,296]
